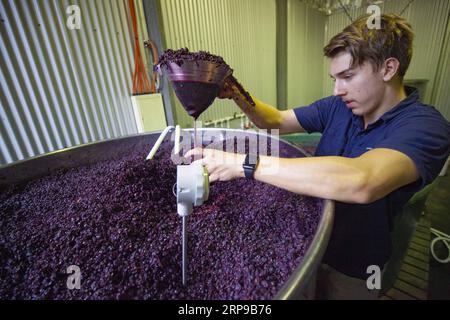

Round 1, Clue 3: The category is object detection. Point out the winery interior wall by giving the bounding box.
[157,0,277,128]
[286,0,326,109]
[324,0,450,120]
[0,0,150,166]
[2,0,449,166]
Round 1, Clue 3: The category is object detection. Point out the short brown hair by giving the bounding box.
[324,14,414,77]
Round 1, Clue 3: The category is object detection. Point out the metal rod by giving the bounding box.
[338,0,353,23]
[146,126,174,160]
[400,0,415,16]
[182,215,187,286]
[174,125,181,155]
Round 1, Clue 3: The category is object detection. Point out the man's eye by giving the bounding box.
[344,74,353,79]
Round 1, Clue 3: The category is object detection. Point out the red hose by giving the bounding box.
[129,0,152,95]
[144,39,159,93]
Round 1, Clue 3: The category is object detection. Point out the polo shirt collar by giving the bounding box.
[379,86,419,122]
[352,86,420,130]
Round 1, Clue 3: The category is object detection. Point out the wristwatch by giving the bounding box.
[243,154,260,179]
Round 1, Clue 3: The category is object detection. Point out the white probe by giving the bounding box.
[176,162,209,286]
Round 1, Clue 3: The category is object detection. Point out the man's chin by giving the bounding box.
[350,108,363,116]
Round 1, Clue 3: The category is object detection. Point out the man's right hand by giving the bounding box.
[218,76,238,100]
[217,75,305,134]
[217,75,256,107]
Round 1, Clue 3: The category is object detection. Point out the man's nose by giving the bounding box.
[333,81,347,97]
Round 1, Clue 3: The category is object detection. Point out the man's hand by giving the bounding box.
[217,77,235,100]
[184,148,246,182]
[217,76,301,133]
[218,76,243,101]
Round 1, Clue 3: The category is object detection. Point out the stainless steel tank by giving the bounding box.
[0,128,334,300]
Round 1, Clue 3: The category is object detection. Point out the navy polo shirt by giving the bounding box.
[293,86,450,279]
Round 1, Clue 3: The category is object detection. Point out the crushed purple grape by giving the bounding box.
[156,48,255,108]
[0,139,321,300]
[156,47,229,69]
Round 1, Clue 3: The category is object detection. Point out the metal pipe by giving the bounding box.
[204,113,247,127]
[174,125,181,155]
[145,126,174,160]
[182,215,187,286]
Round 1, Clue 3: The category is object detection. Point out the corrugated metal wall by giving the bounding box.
[2,0,449,166]
[287,0,326,108]
[158,0,277,128]
[430,1,450,121]
[323,0,450,116]
[0,0,143,166]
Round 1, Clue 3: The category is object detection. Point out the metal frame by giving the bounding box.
[141,0,175,126]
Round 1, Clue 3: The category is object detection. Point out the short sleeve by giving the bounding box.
[376,110,450,188]
[293,96,338,133]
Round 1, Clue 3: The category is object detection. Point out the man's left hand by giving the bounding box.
[184,148,245,182]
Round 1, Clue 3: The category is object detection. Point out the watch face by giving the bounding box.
[245,154,259,164]
[247,155,258,165]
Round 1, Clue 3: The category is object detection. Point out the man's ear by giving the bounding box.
[382,58,401,81]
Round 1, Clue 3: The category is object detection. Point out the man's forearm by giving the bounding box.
[253,155,370,203]
[231,93,283,129]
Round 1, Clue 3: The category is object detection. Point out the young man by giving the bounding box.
[185,14,450,299]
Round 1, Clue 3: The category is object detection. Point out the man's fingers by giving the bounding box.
[218,80,235,99]
[184,147,204,158]
[191,158,204,166]
[209,172,219,183]
[204,162,217,174]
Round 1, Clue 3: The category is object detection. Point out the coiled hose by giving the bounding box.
[430,228,450,264]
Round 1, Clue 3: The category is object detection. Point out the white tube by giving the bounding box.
[146,126,174,160]
[430,228,450,264]
[174,125,181,155]
[439,156,450,176]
